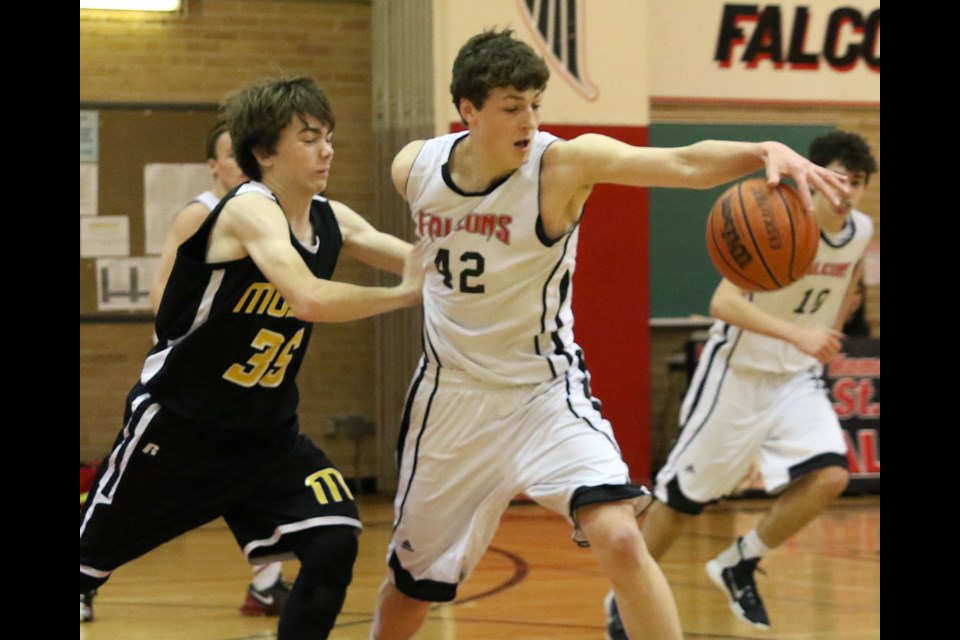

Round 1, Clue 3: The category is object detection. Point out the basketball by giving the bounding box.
[706,178,819,291]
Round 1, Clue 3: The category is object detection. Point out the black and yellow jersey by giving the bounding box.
[142,182,342,432]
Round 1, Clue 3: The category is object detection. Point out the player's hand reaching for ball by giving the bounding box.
[791,326,844,363]
[760,141,850,213]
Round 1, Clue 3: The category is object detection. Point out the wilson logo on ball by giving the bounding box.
[707,178,819,292]
[719,196,754,268]
[754,188,783,250]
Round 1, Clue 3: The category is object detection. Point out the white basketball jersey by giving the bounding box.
[709,209,874,374]
[192,190,220,211]
[406,130,581,385]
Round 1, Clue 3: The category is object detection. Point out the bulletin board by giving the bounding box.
[79,103,220,318]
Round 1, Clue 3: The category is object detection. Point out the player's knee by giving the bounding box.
[279,527,359,637]
[813,465,849,499]
[294,525,359,588]
[588,517,646,566]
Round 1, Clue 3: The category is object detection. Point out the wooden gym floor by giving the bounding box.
[79,494,880,640]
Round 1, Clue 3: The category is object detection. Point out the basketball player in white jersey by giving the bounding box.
[146,122,295,617]
[369,30,850,640]
[605,131,877,635]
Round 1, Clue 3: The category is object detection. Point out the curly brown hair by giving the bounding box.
[450,29,550,123]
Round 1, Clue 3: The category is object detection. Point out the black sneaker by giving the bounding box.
[603,590,628,640]
[706,546,770,629]
[239,577,291,616]
[80,590,96,622]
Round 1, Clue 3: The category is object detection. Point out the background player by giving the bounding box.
[369,30,850,640]
[605,130,877,636]
[80,76,423,639]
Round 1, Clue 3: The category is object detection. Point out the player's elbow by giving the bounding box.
[708,297,727,321]
[286,295,329,323]
[675,162,716,190]
[709,290,735,320]
[286,289,354,324]
[708,279,746,321]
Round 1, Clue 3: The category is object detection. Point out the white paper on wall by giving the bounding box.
[80,163,98,216]
[80,216,129,258]
[144,163,212,255]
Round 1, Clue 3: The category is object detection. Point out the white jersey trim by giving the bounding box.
[79,395,160,538]
[141,268,225,384]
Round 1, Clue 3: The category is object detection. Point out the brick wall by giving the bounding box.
[80,1,381,475]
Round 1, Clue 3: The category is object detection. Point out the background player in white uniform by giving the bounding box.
[150,122,246,313]
[605,131,877,634]
[149,121,291,617]
[369,30,851,640]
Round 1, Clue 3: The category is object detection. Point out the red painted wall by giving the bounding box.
[542,124,652,483]
[449,122,653,482]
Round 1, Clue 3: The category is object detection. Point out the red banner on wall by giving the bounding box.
[824,337,880,493]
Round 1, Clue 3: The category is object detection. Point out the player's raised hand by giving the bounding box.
[761,141,850,213]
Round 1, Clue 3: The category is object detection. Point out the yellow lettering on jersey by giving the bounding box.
[259,328,304,387]
[222,329,285,387]
[266,289,291,318]
[233,283,295,317]
[305,468,354,505]
[234,283,275,314]
[222,328,304,388]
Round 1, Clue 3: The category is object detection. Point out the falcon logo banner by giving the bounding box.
[517,0,598,100]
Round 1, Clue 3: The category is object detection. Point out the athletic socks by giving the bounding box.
[740,529,770,560]
[717,529,770,565]
[252,562,284,591]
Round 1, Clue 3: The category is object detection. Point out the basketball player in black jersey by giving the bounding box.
[79,76,423,639]
[151,121,293,617]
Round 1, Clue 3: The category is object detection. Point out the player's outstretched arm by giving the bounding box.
[710,279,842,362]
[549,135,848,212]
[330,200,411,276]
[216,194,423,323]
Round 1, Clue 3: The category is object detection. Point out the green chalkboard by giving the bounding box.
[648,123,833,319]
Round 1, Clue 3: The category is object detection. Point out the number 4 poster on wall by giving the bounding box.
[95,257,159,312]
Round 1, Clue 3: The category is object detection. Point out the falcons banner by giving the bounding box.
[825,337,880,493]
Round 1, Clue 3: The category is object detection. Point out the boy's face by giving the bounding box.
[261,115,334,194]
[464,86,542,168]
[813,161,867,219]
[209,132,247,191]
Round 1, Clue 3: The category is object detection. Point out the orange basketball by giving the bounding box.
[706,178,819,292]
